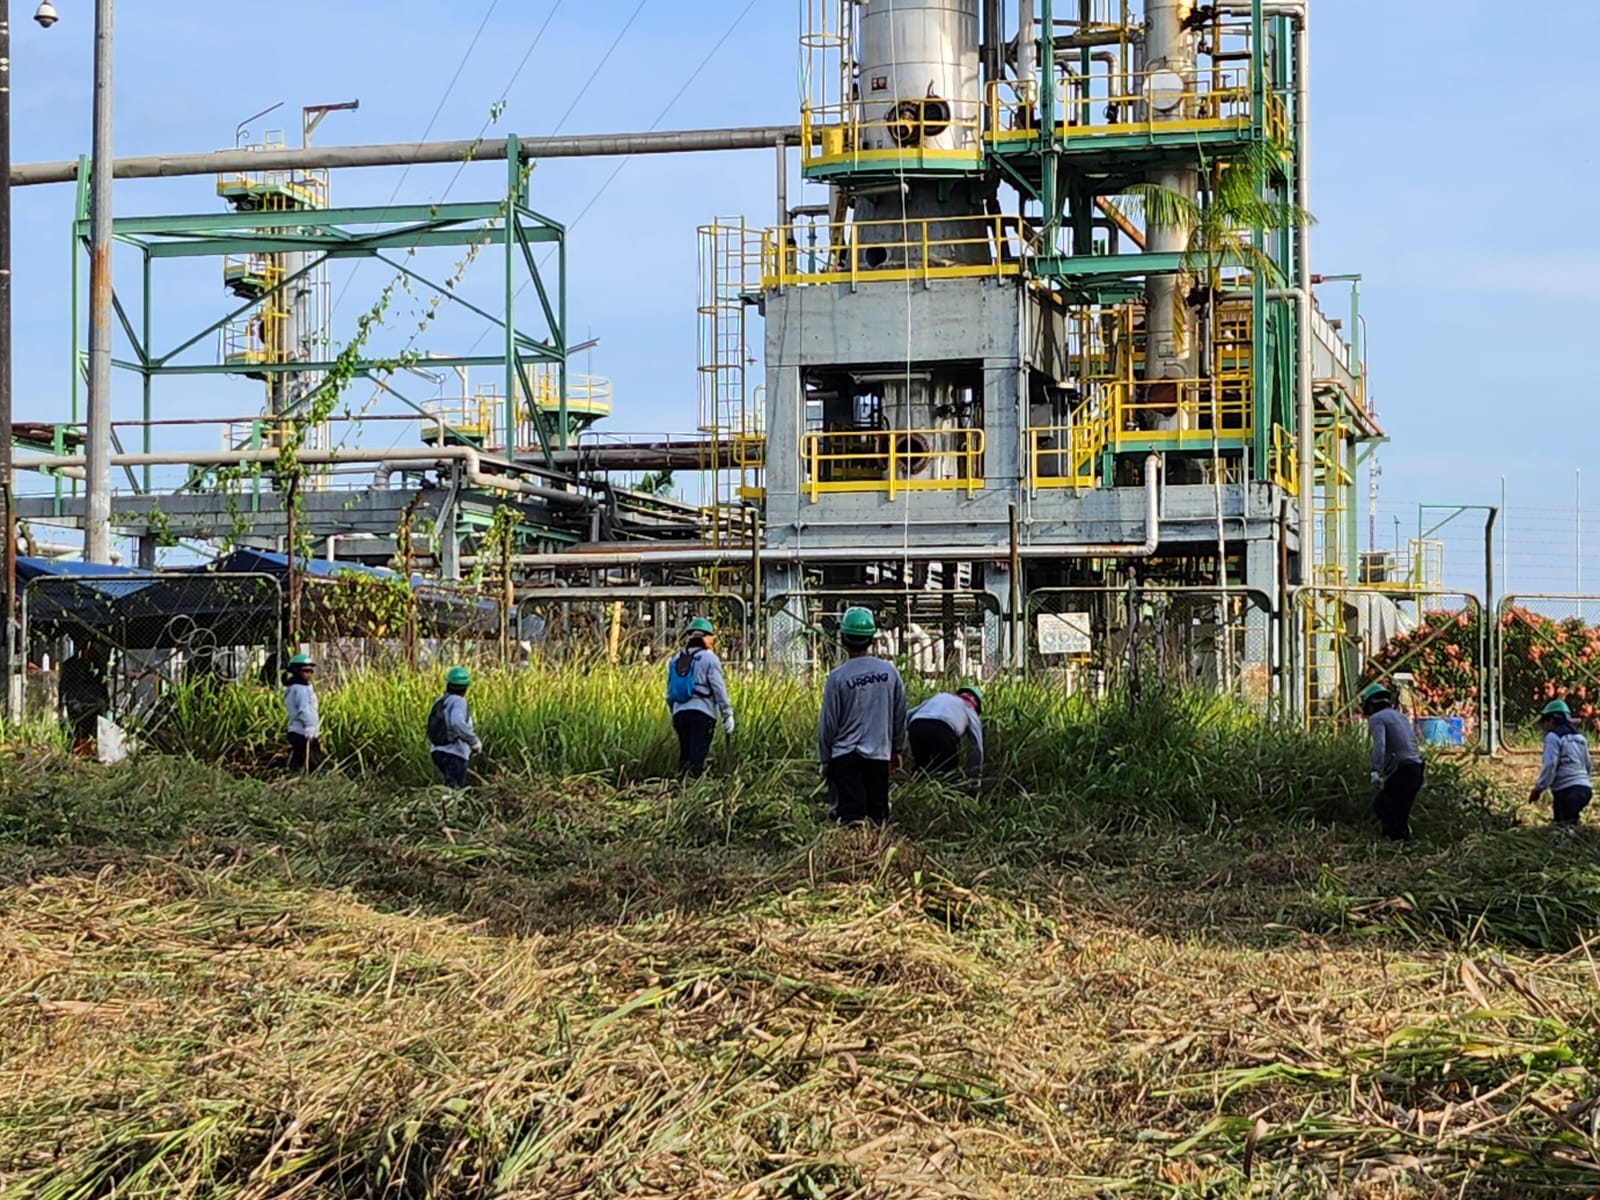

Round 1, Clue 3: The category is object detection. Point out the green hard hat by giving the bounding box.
[957,683,984,710]
[289,653,314,667]
[1359,682,1390,703]
[1542,699,1571,717]
[446,666,472,688]
[686,616,714,636]
[839,607,877,639]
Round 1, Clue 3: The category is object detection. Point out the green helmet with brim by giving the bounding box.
[957,684,984,712]
[839,607,877,640]
[687,617,714,637]
[446,666,471,688]
[1542,699,1572,718]
[289,653,314,668]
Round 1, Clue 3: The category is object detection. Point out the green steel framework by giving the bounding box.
[65,134,573,502]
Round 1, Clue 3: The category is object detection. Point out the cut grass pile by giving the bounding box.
[2,683,1598,1198]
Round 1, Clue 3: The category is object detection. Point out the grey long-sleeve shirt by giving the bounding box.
[430,693,482,761]
[1369,707,1422,779]
[665,648,733,722]
[909,691,984,775]
[1535,731,1592,793]
[819,654,908,764]
[285,682,320,738]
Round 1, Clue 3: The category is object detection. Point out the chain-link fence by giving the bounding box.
[1497,594,1600,752]
[1295,587,1485,746]
[765,589,1001,679]
[22,572,282,736]
[299,574,508,678]
[1025,585,1275,706]
[514,590,752,667]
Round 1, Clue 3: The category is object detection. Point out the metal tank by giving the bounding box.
[1141,0,1200,431]
[855,0,982,154]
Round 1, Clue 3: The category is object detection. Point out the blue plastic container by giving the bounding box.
[1416,716,1465,747]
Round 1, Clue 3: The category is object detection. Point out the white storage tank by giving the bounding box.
[855,0,982,154]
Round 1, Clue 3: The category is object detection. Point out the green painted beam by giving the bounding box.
[146,351,562,377]
[145,225,560,260]
[98,201,515,236]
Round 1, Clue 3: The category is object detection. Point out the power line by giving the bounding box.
[465,0,761,357]
[331,0,505,320]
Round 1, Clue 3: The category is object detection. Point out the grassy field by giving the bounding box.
[2,671,1598,1198]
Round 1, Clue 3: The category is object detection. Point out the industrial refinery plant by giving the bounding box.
[11,0,1395,711]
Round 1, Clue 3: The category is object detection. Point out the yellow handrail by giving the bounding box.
[762,213,1027,288]
[802,428,985,503]
[986,68,1286,143]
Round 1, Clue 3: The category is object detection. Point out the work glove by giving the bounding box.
[1370,771,1383,789]
[724,714,736,736]
[472,740,484,754]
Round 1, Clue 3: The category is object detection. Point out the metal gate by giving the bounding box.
[765,589,1001,678]
[1027,585,1275,706]
[1295,586,1484,743]
[21,571,283,730]
[515,589,752,666]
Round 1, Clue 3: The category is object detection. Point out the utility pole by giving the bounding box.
[83,0,112,562]
[0,0,14,719]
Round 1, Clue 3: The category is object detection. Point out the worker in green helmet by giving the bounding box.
[818,607,908,826]
[665,616,734,777]
[427,666,484,789]
[284,652,322,773]
[1529,698,1592,827]
[1361,682,1424,841]
[907,684,985,780]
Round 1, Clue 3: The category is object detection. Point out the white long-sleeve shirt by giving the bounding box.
[285,682,320,738]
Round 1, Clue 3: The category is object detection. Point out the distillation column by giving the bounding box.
[1142,0,1198,431]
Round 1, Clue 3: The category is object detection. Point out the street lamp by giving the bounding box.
[32,2,57,27]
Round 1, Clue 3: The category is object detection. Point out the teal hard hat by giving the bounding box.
[957,684,984,711]
[686,616,714,636]
[289,653,314,667]
[446,666,471,688]
[1359,682,1390,703]
[839,607,877,639]
[1542,699,1572,717]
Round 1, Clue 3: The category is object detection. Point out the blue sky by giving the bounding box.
[8,0,1597,595]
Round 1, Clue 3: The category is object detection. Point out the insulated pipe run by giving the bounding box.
[11,126,808,187]
[14,446,596,509]
[473,455,1165,570]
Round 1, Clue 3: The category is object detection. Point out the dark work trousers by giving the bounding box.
[432,750,470,789]
[287,733,323,774]
[1553,785,1593,826]
[909,718,962,775]
[673,710,717,777]
[1374,761,1425,840]
[827,752,892,826]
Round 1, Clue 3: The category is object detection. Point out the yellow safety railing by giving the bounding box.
[1029,418,1109,490]
[987,68,1287,144]
[422,373,613,447]
[217,134,329,210]
[762,214,1028,288]
[802,99,986,171]
[1107,375,1254,448]
[1271,424,1299,496]
[802,428,985,502]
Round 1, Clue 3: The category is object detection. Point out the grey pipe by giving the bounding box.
[12,125,807,187]
[15,446,596,508]
[1292,14,1312,581]
[482,455,1164,570]
[83,0,115,562]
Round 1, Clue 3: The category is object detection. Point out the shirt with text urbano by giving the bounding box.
[819,655,909,764]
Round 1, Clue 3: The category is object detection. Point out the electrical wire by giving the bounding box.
[462,0,761,359]
[330,0,505,320]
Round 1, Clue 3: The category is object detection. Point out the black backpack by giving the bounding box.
[427,697,451,746]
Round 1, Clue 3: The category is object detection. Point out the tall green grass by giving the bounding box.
[146,668,1502,840]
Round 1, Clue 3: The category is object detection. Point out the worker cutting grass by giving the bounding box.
[1362,682,1425,841]
[1529,697,1593,827]
[283,653,322,774]
[908,684,984,782]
